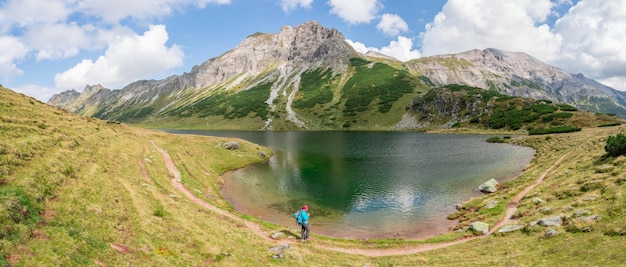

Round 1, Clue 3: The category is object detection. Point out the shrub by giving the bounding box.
[599,123,621,127]
[528,126,581,135]
[486,137,506,143]
[604,133,626,156]
[558,104,578,111]
[153,203,166,217]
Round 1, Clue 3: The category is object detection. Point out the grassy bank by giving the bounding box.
[2,86,625,266]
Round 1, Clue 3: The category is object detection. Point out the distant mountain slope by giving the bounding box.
[396,84,622,131]
[406,48,626,117]
[48,22,626,130]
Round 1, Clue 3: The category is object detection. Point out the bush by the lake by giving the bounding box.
[486,136,511,143]
[599,123,621,128]
[528,126,581,135]
[604,133,626,156]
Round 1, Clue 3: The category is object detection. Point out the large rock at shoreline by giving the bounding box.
[478,179,499,193]
[470,221,490,235]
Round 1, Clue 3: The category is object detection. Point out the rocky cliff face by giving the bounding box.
[48,89,80,109]
[406,48,626,114]
[48,22,626,130]
[177,20,354,90]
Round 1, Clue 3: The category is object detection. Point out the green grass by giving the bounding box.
[292,68,334,109]
[2,85,626,266]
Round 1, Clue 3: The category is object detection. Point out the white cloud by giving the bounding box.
[347,36,420,62]
[552,0,626,90]
[23,23,95,60]
[421,0,561,61]
[376,14,409,36]
[599,77,626,92]
[12,84,57,102]
[0,36,29,80]
[78,0,231,23]
[345,39,370,54]
[328,0,382,25]
[0,0,70,30]
[280,0,314,12]
[378,36,421,61]
[54,25,184,90]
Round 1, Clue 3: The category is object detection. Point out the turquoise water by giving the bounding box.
[166,130,535,239]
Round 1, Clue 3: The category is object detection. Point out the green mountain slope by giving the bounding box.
[144,58,430,130]
[401,84,623,132]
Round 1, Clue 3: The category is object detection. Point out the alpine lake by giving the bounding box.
[165,130,535,240]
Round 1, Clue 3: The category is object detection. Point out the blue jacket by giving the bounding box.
[297,209,309,225]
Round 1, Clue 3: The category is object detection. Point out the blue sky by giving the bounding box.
[1,0,625,101]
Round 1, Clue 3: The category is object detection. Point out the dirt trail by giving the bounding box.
[151,141,570,257]
[151,141,272,242]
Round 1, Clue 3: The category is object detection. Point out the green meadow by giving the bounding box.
[1,86,624,266]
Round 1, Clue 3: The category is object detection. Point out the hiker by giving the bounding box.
[296,205,310,241]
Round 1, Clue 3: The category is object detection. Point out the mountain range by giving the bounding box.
[48,21,626,130]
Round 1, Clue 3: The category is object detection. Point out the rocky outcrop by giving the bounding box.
[223,141,240,150]
[479,179,499,193]
[538,216,562,227]
[545,229,560,238]
[469,221,490,235]
[497,224,525,233]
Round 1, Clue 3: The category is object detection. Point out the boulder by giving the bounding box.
[583,196,597,201]
[268,244,290,252]
[572,209,591,218]
[573,215,602,223]
[545,229,560,238]
[224,141,240,150]
[478,179,499,193]
[532,197,545,204]
[538,216,562,227]
[485,199,499,209]
[540,207,553,213]
[271,252,284,259]
[469,221,490,235]
[271,232,286,239]
[497,224,525,233]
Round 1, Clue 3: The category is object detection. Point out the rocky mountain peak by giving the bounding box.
[47,89,80,108]
[186,20,355,89]
[278,20,344,41]
[82,84,105,96]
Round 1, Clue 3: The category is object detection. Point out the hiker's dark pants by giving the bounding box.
[301,223,310,240]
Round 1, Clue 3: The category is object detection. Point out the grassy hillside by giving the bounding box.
[2,86,625,266]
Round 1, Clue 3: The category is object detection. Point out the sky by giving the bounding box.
[1,0,625,102]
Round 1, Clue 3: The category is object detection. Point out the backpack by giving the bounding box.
[293,210,301,224]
